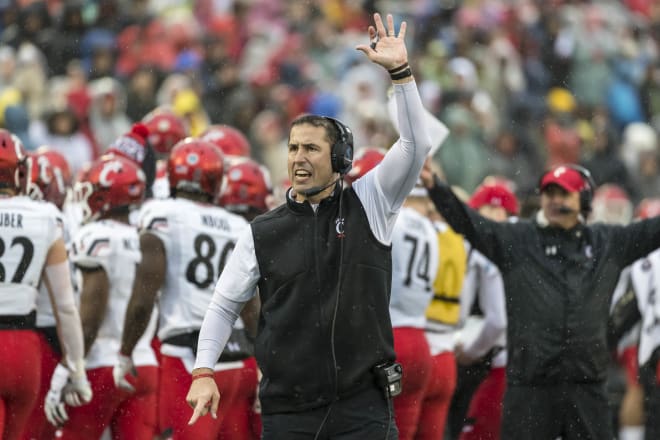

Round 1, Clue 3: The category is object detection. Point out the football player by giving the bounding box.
[51,155,158,439]
[608,198,660,440]
[0,130,90,439]
[115,139,249,439]
[22,148,76,440]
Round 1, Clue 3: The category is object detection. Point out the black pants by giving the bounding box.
[501,382,613,440]
[640,359,660,440]
[261,387,398,440]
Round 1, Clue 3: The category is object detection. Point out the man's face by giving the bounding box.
[541,184,581,228]
[288,123,336,201]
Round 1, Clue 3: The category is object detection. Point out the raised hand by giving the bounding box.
[356,13,408,71]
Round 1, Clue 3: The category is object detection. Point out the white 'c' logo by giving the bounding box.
[99,160,123,187]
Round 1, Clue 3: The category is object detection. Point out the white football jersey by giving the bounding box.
[454,246,507,365]
[0,196,62,315]
[70,219,156,368]
[390,207,439,328]
[138,198,248,341]
[630,252,660,365]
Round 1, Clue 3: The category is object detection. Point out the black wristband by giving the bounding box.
[387,62,409,74]
[390,67,413,81]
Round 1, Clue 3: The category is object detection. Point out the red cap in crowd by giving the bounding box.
[540,165,587,193]
[469,181,519,216]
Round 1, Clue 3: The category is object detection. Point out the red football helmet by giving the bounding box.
[200,125,251,158]
[345,147,386,185]
[75,155,146,222]
[219,157,272,213]
[31,147,72,209]
[25,153,55,204]
[142,108,188,155]
[0,129,27,192]
[636,198,660,220]
[168,138,225,200]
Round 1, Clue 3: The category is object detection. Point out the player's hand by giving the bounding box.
[44,363,69,426]
[186,370,220,425]
[356,13,408,72]
[64,365,93,406]
[113,353,137,393]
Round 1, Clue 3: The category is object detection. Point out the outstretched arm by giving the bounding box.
[187,227,259,425]
[353,13,433,242]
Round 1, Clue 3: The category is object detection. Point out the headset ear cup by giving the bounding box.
[331,143,341,174]
[571,164,594,214]
[331,143,353,175]
[325,117,353,175]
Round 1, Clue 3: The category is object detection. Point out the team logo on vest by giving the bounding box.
[335,217,345,239]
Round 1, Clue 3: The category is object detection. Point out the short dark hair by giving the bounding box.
[290,114,340,147]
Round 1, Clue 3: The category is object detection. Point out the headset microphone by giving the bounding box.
[298,177,341,198]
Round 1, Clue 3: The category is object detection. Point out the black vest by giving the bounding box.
[251,186,395,414]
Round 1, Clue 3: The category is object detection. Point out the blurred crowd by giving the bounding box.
[0,0,658,212]
[1,1,660,439]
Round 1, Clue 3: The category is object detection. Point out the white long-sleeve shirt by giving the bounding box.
[194,81,439,370]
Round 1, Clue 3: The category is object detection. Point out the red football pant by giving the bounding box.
[460,367,506,440]
[416,350,457,440]
[0,330,41,440]
[619,346,639,386]
[158,355,242,440]
[392,327,433,440]
[21,331,60,440]
[218,357,260,440]
[58,366,158,440]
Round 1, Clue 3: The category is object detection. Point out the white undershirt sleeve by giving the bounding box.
[44,261,85,374]
[194,294,245,370]
[353,81,433,244]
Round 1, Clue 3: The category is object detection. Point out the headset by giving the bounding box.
[539,164,596,215]
[324,117,354,176]
[572,164,596,214]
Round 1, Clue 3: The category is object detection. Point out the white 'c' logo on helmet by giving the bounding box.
[99,160,123,187]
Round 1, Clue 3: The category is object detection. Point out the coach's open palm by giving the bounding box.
[356,13,408,72]
[186,373,220,425]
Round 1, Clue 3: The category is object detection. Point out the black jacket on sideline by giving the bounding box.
[251,185,395,414]
[428,176,660,386]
